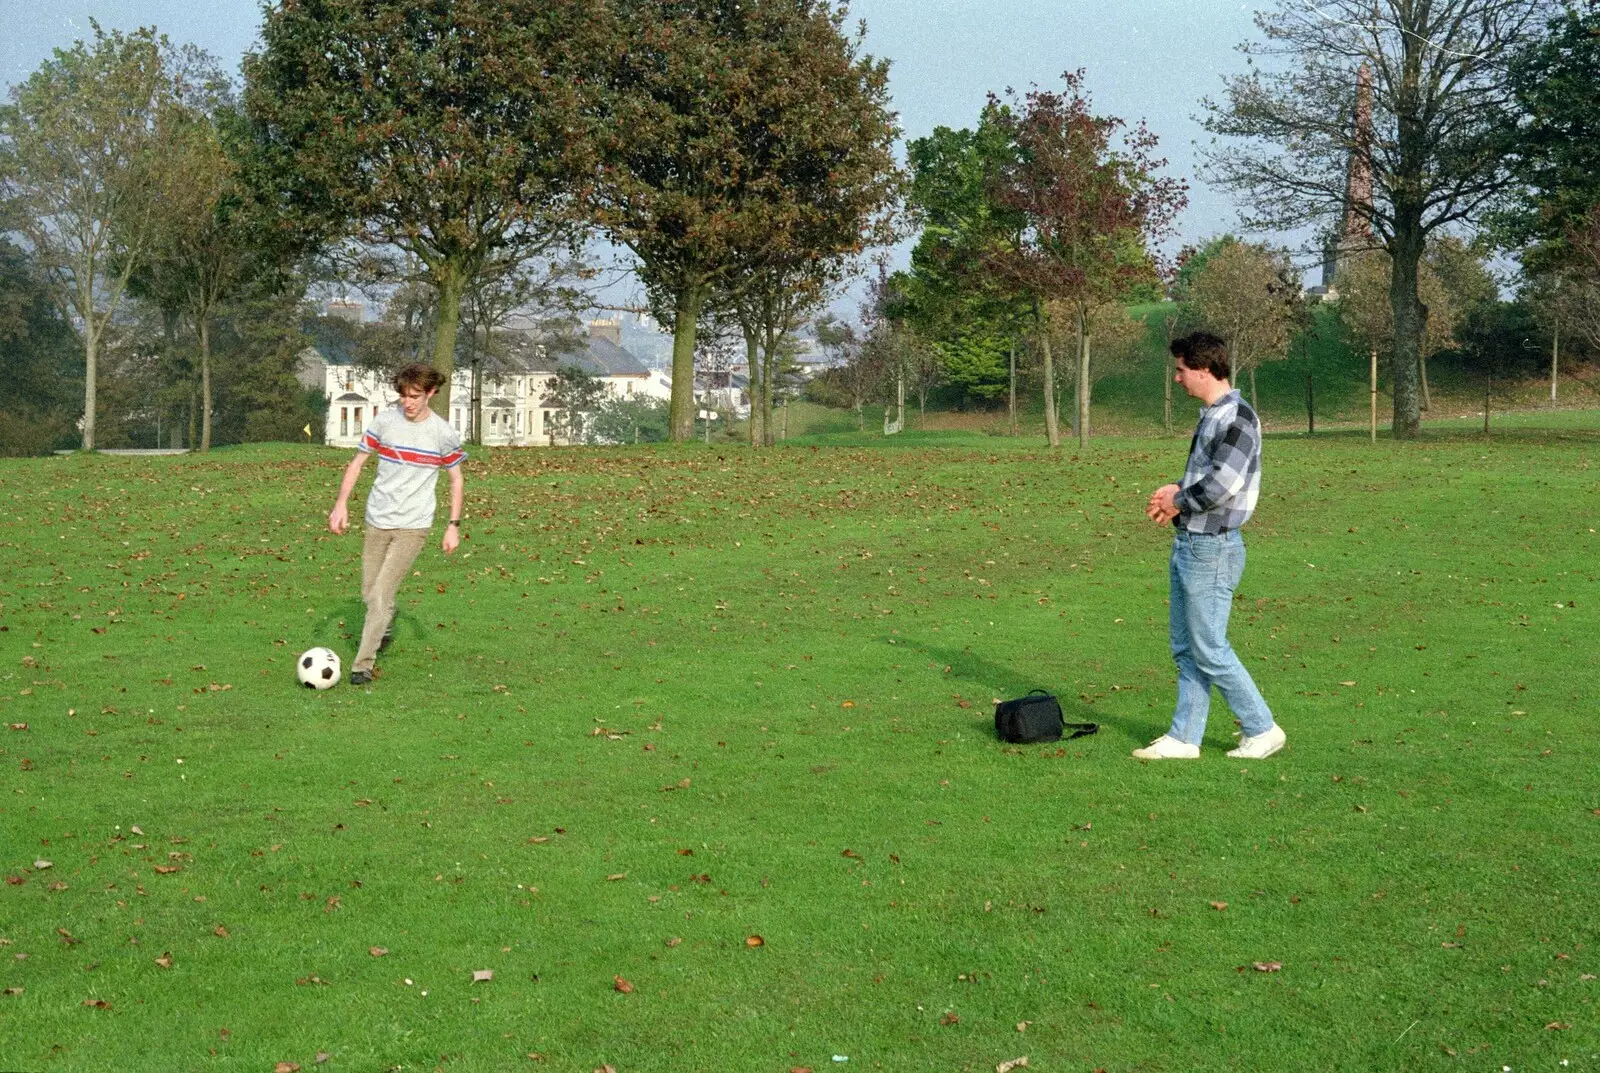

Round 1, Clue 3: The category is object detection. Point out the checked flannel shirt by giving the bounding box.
[1172,389,1261,535]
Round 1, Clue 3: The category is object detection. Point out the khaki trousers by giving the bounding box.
[355,527,428,672]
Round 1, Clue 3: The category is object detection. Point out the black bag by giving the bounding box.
[994,690,1098,745]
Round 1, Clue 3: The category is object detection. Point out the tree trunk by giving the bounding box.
[82,320,99,451]
[669,283,705,442]
[199,317,213,452]
[1551,324,1559,406]
[1076,306,1090,450]
[1008,341,1018,437]
[1305,367,1315,436]
[188,386,197,451]
[1248,365,1258,414]
[1040,312,1059,448]
[1369,346,1378,444]
[743,326,761,448]
[1388,226,1425,438]
[470,359,482,446]
[1419,352,1431,412]
[1163,349,1173,436]
[430,263,465,416]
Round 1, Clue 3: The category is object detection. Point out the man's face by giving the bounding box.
[399,385,436,421]
[1174,359,1217,400]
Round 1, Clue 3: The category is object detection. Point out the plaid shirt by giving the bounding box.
[1173,390,1261,534]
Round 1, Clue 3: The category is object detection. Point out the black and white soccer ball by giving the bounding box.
[296,647,342,690]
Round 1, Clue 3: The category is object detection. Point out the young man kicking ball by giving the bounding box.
[1137,332,1285,760]
[327,363,466,686]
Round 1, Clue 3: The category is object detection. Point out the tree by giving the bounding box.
[1335,248,1453,438]
[591,393,670,445]
[896,119,1033,419]
[0,237,82,454]
[593,0,899,442]
[1185,239,1301,411]
[1505,4,1600,249]
[544,364,606,445]
[986,72,1185,449]
[1202,0,1550,439]
[243,0,595,416]
[0,23,171,450]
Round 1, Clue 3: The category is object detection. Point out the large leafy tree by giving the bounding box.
[895,118,1031,415]
[0,23,171,450]
[1506,4,1600,249]
[0,237,82,454]
[1202,0,1551,439]
[243,0,596,415]
[593,0,899,442]
[987,72,1185,449]
[1185,238,1301,411]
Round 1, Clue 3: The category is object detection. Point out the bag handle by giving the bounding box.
[1062,722,1098,740]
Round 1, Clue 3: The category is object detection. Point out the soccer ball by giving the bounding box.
[297,647,342,690]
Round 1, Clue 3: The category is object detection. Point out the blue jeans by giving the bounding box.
[1167,530,1274,745]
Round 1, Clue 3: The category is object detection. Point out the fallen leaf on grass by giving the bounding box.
[1209,901,1228,911]
[154,952,174,969]
[841,849,862,860]
[1441,941,1462,949]
[47,882,67,892]
[7,724,26,731]
[296,975,330,986]
[1438,1044,1457,1057]
[315,1053,331,1065]
[472,969,493,983]
[213,926,229,938]
[3,987,22,996]
[274,1063,301,1073]
[790,1067,814,1073]
[527,836,550,844]
[1015,1021,1031,1032]
[841,700,855,709]
[745,935,764,947]
[665,937,682,948]
[1545,1022,1571,1030]
[4,876,24,886]
[82,998,110,1009]
[153,865,181,875]
[1339,680,1357,687]
[605,873,627,882]
[32,860,50,870]
[369,947,388,958]
[1581,973,1597,981]
[613,975,634,993]
[595,1066,617,1073]
[996,1059,1029,1073]
[57,928,80,944]
[940,1012,959,1025]
[1252,961,1283,973]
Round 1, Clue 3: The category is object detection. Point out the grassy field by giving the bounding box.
[1,429,1597,1072]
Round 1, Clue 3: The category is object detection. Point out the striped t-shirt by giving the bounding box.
[358,406,466,530]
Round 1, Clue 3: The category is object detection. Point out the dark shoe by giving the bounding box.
[378,630,393,653]
[350,669,373,686]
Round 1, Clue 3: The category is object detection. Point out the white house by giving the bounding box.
[298,319,666,448]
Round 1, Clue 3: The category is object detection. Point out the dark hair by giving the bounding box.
[1170,331,1231,381]
[392,362,446,395]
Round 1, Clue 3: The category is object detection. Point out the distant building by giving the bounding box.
[298,320,668,447]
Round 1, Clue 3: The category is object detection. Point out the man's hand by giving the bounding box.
[1145,484,1180,524]
[442,525,460,555]
[328,503,349,535]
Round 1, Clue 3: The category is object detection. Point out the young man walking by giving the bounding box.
[327,363,466,686]
[1137,332,1285,760]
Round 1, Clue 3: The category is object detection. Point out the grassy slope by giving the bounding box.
[0,436,1596,1072]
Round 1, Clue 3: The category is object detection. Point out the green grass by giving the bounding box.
[1,434,1597,1072]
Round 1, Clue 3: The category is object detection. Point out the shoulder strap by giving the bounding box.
[1062,722,1098,740]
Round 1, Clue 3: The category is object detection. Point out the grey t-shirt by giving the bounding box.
[358,406,466,530]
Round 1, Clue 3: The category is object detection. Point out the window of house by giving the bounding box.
[353,408,363,435]
[516,411,522,433]
[340,408,349,438]
[454,409,461,430]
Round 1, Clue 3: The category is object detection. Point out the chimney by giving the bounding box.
[588,318,622,346]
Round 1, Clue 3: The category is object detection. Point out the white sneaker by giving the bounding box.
[1227,724,1286,759]
[1131,734,1200,760]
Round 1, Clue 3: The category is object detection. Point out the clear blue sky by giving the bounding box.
[2,1,1289,310]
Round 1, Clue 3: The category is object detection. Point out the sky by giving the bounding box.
[0,0,1291,318]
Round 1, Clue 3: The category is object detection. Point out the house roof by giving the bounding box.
[334,392,369,403]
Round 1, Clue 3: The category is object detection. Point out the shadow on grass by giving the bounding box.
[899,636,1145,744]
